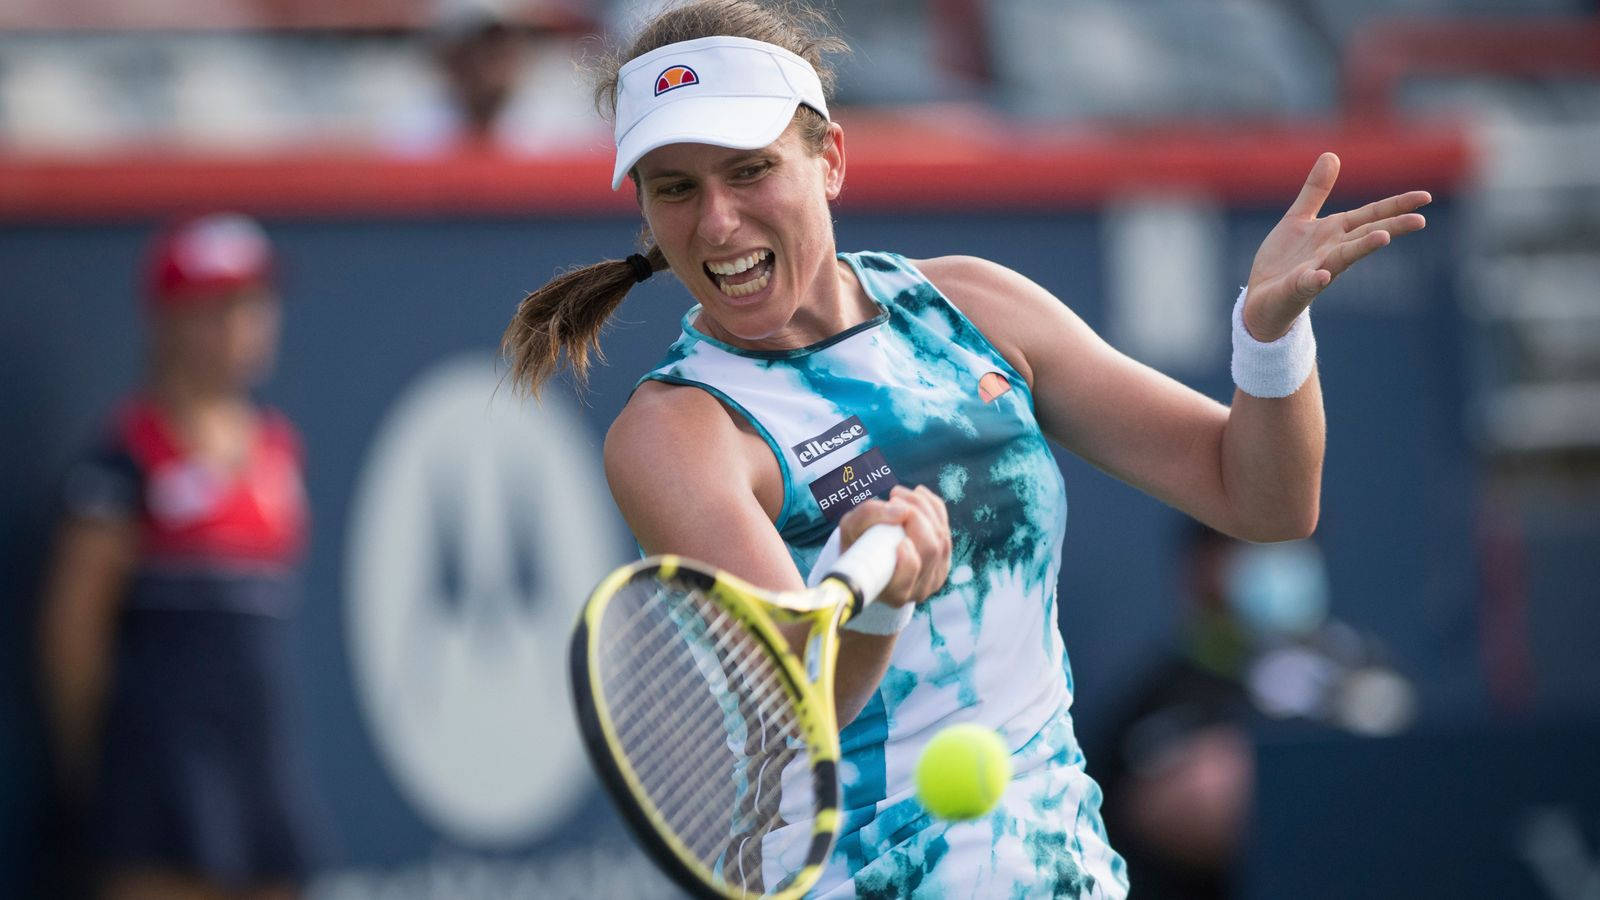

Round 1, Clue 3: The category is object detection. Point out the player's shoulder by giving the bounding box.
[910,255,1056,309]
[607,379,733,439]
[605,381,743,480]
[908,255,1070,385]
[907,253,1010,283]
[605,379,782,529]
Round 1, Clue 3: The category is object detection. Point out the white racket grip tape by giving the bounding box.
[830,523,906,606]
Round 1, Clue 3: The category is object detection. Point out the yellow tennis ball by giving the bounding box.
[914,724,1011,821]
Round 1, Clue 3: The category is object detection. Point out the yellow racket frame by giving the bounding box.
[572,554,862,900]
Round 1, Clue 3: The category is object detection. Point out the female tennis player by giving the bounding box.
[503,2,1429,895]
[38,213,327,900]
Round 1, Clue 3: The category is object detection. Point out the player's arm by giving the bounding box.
[37,514,136,794]
[923,254,1318,542]
[604,382,948,727]
[918,157,1427,542]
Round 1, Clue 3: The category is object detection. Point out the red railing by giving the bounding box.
[0,115,1469,221]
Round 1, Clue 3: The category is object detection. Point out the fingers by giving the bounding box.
[1320,228,1392,280]
[894,485,952,603]
[1293,265,1333,299]
[1290,217,1411,296]
[1337,190,1432,232]
[1345,212,1426,243]
[1311,201,1427,285]
[1258,164,1429,304]
[1285,152,1340,220]
[837,485,951,608]
[837,496,906,547]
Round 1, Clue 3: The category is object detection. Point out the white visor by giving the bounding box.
[611,35,829,190]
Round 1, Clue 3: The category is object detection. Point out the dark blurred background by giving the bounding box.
[3,1,1598,897]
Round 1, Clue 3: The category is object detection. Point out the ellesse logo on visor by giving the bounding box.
[654,65,699,96]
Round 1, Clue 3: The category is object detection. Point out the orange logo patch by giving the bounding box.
[978,371,1012,404]
[654,65,699,96]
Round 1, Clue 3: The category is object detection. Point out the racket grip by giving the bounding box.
[828,523,905,603]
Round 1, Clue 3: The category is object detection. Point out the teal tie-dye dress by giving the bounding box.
[640,251,1129,898]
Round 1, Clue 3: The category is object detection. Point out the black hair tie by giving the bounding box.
[626,253,654,284]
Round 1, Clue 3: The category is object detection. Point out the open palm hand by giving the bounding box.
[1245,153,1432,341]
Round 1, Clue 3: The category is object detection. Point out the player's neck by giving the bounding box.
[769,256,876,344]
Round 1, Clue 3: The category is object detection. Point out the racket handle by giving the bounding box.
[828,523,905,604]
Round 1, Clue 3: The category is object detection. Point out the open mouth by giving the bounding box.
[705,249,774,299]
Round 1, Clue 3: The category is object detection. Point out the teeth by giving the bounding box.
[707,251,768,276]
[707,249,774,299]
[720,270,771,298]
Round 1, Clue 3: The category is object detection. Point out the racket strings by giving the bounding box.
[605,592,797,763]
[602,581,804,805]
[610,617,799,770]
[608,598,790,740]
[606,581,811,766]
[620,666,792,814]
[603,584,809,891]
[614,657,794,823]
[597,574,819,895]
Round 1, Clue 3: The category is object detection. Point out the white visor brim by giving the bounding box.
[613,94,809,190]
[611,36,829,190]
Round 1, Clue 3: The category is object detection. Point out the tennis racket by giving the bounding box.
[570,524,906,899]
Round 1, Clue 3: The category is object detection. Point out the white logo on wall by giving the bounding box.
[345,354,620,846]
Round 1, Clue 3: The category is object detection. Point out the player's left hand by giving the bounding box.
[1244,152,1431,341]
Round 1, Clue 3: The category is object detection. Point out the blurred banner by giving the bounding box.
[1,128,1588,897]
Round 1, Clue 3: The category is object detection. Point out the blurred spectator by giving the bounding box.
[437,5,527,141]
[36,213,329,899]
[827,0,988,105]
[382,0,604,155]
[1095,521,1415,899]
[605,0,985,106]
[987,0,1336,120]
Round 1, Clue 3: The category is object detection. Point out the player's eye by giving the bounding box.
[654,180,693,199]
[733,161,772,181]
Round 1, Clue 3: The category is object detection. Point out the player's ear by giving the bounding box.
[822,121,846,201]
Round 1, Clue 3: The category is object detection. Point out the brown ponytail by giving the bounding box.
[500,243,666,396]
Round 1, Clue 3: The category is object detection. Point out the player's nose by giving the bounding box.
[695,182,741,248]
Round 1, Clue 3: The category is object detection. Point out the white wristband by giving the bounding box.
[1231,287,1316,398]
[842,599,916,636]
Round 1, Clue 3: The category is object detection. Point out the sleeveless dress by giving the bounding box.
[640,251,1128,898]
[63,397,328,886]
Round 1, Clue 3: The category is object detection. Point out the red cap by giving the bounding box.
[145,213,274,309]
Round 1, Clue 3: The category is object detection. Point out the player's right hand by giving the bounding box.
[838,485,951,609]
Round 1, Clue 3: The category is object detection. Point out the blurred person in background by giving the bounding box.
[384,0,603,155]
[1094,521,1415,898]
[428,1,527,145]
[36,213,327,900]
